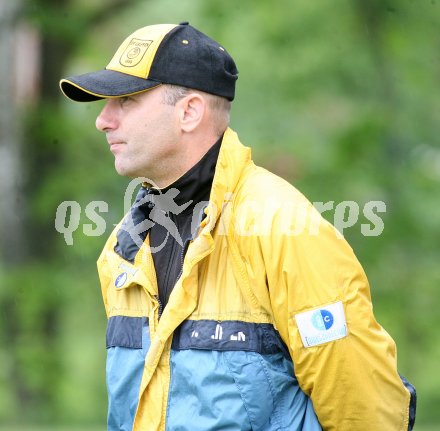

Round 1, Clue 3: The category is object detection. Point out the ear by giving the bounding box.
[178,93,206,133]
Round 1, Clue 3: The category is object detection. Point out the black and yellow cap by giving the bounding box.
[59,22,238,102]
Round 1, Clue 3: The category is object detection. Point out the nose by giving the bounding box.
[95,99,118,132]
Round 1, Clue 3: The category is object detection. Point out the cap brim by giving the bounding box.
[59,69,161,102]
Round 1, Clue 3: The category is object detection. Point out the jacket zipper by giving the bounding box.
[156,237,190,321]
[156,295,164,319]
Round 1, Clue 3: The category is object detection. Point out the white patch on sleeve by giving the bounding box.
[295,301,348,348]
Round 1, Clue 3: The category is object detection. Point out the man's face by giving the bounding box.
[95,86,181,184]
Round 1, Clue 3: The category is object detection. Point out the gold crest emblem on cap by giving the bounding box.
[119,38,152,67]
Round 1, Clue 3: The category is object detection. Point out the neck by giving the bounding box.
[155,129,224,188]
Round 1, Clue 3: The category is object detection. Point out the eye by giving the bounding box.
[118,96,132,106]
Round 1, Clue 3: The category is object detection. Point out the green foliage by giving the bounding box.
[1,0,439,427]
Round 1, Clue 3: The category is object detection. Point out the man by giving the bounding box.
[60,22,416,431]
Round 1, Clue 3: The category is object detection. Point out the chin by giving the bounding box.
[114,160,152,181]
[114,162,131,177]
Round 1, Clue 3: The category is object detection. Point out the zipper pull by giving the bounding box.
[155,295,164,320]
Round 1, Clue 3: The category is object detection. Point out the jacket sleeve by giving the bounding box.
[256,190,416,430]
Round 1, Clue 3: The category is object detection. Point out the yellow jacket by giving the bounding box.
[98,128,415,431]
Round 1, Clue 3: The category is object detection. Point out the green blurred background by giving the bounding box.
[0,0,438,429]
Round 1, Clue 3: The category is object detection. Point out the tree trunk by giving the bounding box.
[0,0,27,264]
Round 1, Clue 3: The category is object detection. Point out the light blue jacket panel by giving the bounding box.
[106,316,150,431]
[105,315,321,430]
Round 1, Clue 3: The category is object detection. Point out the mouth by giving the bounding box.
[108,140,125,153]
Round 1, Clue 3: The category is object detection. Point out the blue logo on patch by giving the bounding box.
[115,272,128,288]
[311,309,334,331]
